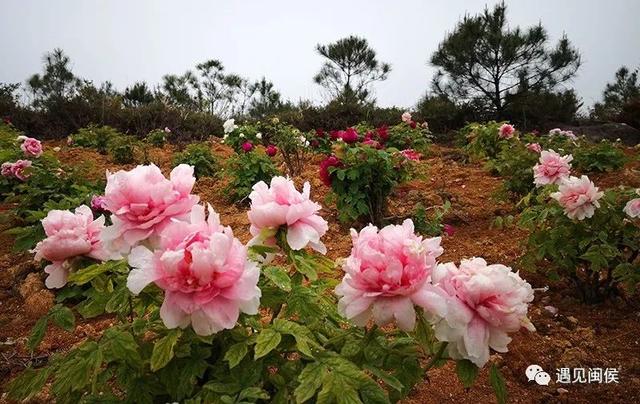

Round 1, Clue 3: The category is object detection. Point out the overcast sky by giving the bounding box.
[1,0,639,109]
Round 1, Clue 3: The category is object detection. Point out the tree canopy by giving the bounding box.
[314,35,391,104]
[592,66,639,120]
[430,3,581,118]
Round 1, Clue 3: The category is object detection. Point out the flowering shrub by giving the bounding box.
[412,201,452,237]
[224,150,280,203]
[572,140,627,172]
[221,119,263,152]
[532,149,572,187]
[172,143,218,178]
[7,161,530,404]
[268,121,309,176]
[145,128,169,147]
[520,185,640,302]
[460,121,514,160]
[19,136,44,157]
[486,141,539,198]
[323,145,414,224]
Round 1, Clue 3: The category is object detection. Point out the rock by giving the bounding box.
[567,316,579,325]
[24,289,54,319]
[555,123,640,145]
[544,305,559,315]
[557,388,569,394]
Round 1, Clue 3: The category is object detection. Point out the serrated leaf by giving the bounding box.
[489,364,507,404]
[27,316,48,352]
[150,329,181,371]
[105,284,131,314]
[363,365,403,392]
[67,261,123,285]
[254,328,281,359]
[224,342,248,369]
[294,362,326,403]
[239,386,270,401]
[456,359,479,388]
[263,266,292,291]
[102,328,141,365]
[49,305,75,331]
[6,367,51,401]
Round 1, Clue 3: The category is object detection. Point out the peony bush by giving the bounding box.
[7,159,535,404]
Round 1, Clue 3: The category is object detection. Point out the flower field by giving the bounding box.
[1,117,639,404]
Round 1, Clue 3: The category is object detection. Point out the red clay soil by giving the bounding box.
[1,141,639,403]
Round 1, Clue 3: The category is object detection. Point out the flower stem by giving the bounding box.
[425,342,448,371]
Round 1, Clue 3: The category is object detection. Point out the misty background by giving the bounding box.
[1,0,639,109]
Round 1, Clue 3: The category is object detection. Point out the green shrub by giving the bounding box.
[172,143,218,178]
[486,141,539,198]
[572,140,627,172]
[224,151,280,203]
[108,136,138,164]
[412,201,451,237]
[520,186,640,302]
[326,145,414,225]
[70,125,122,154]
[460,121,510,160]
[145,129,169,147]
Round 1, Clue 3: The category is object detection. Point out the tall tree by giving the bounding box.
[430,3,581,118]
[592,66,639,120]
[247,77,285,118]
[27,48,83,108]
[314,36,391,104]
[124,81,155,107]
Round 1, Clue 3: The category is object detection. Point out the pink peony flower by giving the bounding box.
[265,144,278,157]
[409,121,417,129]
[549,128,577,140]
[526,143,542,153]
[164,127,171,133]
[91,195,108,211]
[20,137,43,158]
[341,128,358,144]
[1,162,12,177]
[241,142,253,152]
[498,124,515,139]
[443,224,456,237]
[400,149,421,161]
[428,258,535,367]
[127,204,261,335]
[330,130,341,141]
[101,164,199,254]
[335,219,444,331]
[551,175,604,220]
[624,198,640,218]
[319,155,342,187]
[422,122,429,130]
[247,176,328,254]
[33,205,110,289]
[10,159,32,181]
[533,149,572,187]
[401,112,412,123]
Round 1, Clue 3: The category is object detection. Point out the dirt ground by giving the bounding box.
[1,140,639,403]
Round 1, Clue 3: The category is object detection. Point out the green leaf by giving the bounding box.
[489,364,507,404]
[239,386,270,401]
[66,261,121,285]
[49,305,75,331]
[363,365,404,392]
[455,359,479,388]
[224,342,248,369]
[295,362,326,403]
[150,329,181,371]
[102,328,141,365]
[27,316,48,352]
[105,284,131,314]
[263,266,292,292]
[6,367,51,401]
[254,328,281,359]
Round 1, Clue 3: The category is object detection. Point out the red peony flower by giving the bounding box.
[376,126,389,140]
[242,142,254,152]
[341,128,358,144]
[316,129,325,138]
[266,144,278,157]
[409,121,417,129]
[319,155,342,186]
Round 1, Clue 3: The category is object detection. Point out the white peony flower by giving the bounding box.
[256,132,263,140]
[223,119,237,134]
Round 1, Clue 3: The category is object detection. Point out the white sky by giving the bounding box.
[1,0,639,109]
